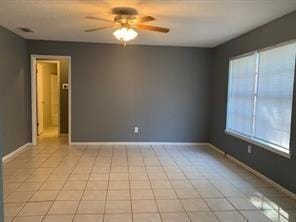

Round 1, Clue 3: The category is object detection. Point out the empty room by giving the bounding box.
[0,1,295,222]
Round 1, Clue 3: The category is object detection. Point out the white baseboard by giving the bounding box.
[208,143,296,200]
[2,143,32,162]
[207,143,226,156]
[70,142,209,146]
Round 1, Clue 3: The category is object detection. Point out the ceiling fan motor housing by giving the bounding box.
[114,15,137,27]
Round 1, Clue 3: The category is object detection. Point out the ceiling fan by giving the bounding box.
[84,7,170,46]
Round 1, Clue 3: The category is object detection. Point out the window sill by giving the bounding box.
[225,130,291,159]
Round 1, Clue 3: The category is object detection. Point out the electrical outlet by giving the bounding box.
[134,126,139,134]
[248,145,252,154]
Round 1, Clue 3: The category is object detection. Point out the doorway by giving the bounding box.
[36,60,59,139]
[31,55,71,145]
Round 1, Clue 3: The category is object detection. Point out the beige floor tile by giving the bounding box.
[214,211,247,222]
[129,173,149,181]
[5,216,14,222]
[105,200,132,213]
[39,180,65,190]
[108,181,129,189]
[4,136,295,222]
[167,173,187,180]
[48,201,79,215]
[4,203,25,217]
[150,180,172,189]
[240,210,271,222]
[228,197,258,210]
[63,181,87,190]
[263,209,291,222]
[196,187,224,198]
[157,199,184,213]
[205,198,235,211]
[74,214,103,222]
[104,213,132,222]
[3,183,22,194]
[267,197,296,210]
[43,215,74,222]
[30,191,59,201]
[181,198,210,212]
[89,173,109,181]
[161,212,190,222]
[130,181,151,189]
[86,181,108,190]
[18,202,52,216]
[107,190,130,200]
[77,201,105,214]
[153,189,177,199]
[68,174,89,181]
[56,190,83,201]
[111,166,128,173]
[188,211,219,222]
[148,173,167,180]
[5,192,34,203]
[133,213,161,222]
[132,200,158,213]
[109,173,129,181]
[170,180,194,189]
[131,189,154,200]
[175,188,201,199]
[12,216,44,222]
[83,190,107,200]
[16,183,42,192]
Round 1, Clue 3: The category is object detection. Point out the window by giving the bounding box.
[226,41,296,157]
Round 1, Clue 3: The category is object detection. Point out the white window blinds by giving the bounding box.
[227,54,256,136]
[226,41,296,152]
[254,43,296,148]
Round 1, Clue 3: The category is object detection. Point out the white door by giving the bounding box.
[36,63,44,135]
[51,74,59,126]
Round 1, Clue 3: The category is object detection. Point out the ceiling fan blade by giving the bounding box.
[136,24,169,33]
[84,26,113,32]
[140,16,155,23]
[85,16,114,23]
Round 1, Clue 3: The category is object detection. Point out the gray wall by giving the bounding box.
[0,26,30,156]
[0,25,30,222]
[27,41,212,142]
[209,11,296,193]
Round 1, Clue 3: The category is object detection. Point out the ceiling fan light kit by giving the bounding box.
[113,27,138,43]
[85,7,170,46]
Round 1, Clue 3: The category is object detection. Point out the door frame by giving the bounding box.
[31,55,71,145]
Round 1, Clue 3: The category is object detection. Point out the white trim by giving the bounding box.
[2,143,32,162]
[225,130,291,159]
[208,143,296,200]
[207,143,226,156]
[57,61,61,135]
[31,56,37,145]
[70,142,209,146]
[31,55,71,145]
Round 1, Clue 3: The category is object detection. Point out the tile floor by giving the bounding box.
[2,135,296,222]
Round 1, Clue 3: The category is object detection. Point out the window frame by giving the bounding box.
[225,40,296,159]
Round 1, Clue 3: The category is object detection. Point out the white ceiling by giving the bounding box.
[0,0,295,47]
